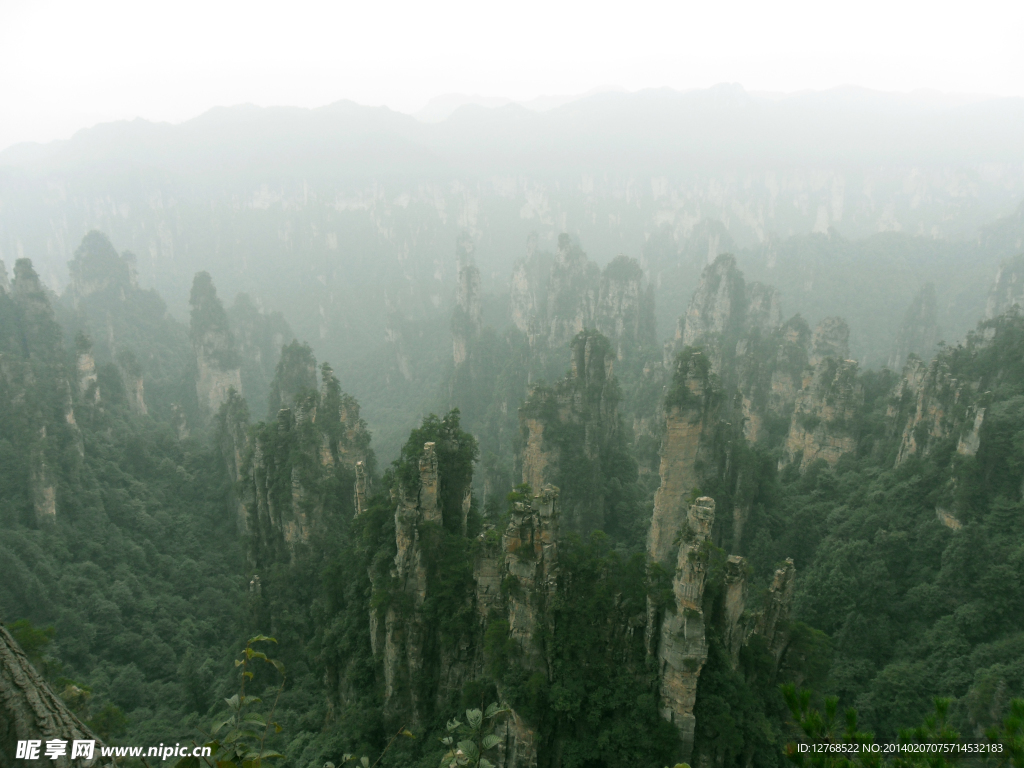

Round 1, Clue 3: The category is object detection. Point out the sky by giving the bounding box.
[1,0,1022,152]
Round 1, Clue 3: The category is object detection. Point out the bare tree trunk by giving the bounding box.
[0,622,110,768]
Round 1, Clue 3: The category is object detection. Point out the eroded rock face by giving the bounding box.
[648,351,721,566]
[378,441,558,755]
[782,356,863,470]
[1,259,82,522]
[596,255,657,360]
[354,461,368,516]
[453,235,483,367]
[488,487,560,768]
[76,351,99,402]
[1,623,114,768]
[986,254,1024,319]
[888,357,964,466]
[722,555,750,668]
[503,487,559,672]
[809,317,850,367]
[509,234,655,356]
[228,293,292,418]
[889,283,939,371]
[664,255,795,454]
[714,556,797,669]
[217,390,251,533]
[516,331,620,533]
[957,407,986,456]
[267,341,318,416]
[751,559,797,665]
[746,282,782,334]
[679,254,747,353]
[190,272,243,417]
[240,360,370,561]
[123,370,147,415]
[652,497,716,762]
[66,230,138,304]
[379,442,442,726]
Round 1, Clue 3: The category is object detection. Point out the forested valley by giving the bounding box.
[4,194,1024,768]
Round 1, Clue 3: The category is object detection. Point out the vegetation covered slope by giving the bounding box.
[6,223,1024,768]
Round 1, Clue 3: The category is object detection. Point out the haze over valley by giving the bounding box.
[4,5,1024,767]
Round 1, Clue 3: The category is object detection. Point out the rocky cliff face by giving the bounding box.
[888,355,970,467]
[190,272,242,418]
[596,255,657,361]
[664,254,798,449]
[516,331,620,533]
[510,234,655,357]
[888,282,939,371]
[228,293,293,419]
[240,355,371,563]
[677,254,748,355]
[651,497,716,761]
[267,341,318,416]
[59,231,188,420]
[378,441,444,727]
[670,279,864,471]
[0,259,81,522]
[453,234,483,367]
[647,350,722,566]
[782,352,863,470]
[466,488,561,768]
[502,487,559,673]
[986,254,1024,319]
[217,389,252,532]
[370,430,557,765]
[76,347,99,402]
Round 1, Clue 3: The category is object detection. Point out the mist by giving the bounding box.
[3,3,1024,768]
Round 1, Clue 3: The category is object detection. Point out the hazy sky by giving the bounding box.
[1,0,1022,152]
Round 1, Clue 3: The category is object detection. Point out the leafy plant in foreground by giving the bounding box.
[439,702,510,768]
[175,635,286,768]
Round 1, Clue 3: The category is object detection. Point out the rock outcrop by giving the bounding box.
[502,487,559,672]
[0,259,81,522]
[228,293,293,419]
[116,350,147,415]
[453,234,482,367]
[678,254,748,354]
[888,356,964,466]
[516,331,621,534]
[75,345,99,402]
[888,282,939,371]
[378,442,443,727]
[782,354,863,470]
[1,622,113,768]
[651,497,716,761]
[217,389,252,532]
[267,341,318,416]
[510,234,655,356]
[808,316,850,367]
[189,272,242,418]
[751,559,797,666]
[647,349,722,565]
[595,255,657,361]
[986,254,1024,319]
[240,356,371,564]
[60,231,186,420]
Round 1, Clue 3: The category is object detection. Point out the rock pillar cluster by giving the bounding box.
[652,497,716,759]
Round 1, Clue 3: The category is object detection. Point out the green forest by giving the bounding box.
[5,221,1024,768]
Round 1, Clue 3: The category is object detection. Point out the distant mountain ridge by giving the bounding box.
[3,84,1023,456]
